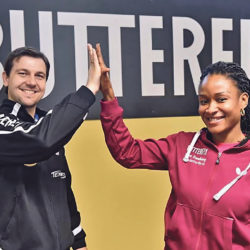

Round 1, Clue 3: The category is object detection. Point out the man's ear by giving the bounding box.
[2,72,9,87]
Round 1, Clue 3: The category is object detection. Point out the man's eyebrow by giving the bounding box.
[36,71,46,75]
[15,68,29,72]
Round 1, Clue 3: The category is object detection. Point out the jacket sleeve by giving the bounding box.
[100,98,172,170]
[0,86,95,165]
[66,165,87,249]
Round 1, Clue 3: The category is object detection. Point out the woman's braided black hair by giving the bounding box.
[199,61,250,134]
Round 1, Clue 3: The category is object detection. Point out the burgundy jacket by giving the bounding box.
[101,98,250,250]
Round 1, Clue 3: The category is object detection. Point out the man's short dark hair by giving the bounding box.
[4,46,50,80]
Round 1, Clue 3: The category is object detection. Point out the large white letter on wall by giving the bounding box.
[57,12,89,92]
[172,17,205,95]
[9,10,25,49]
[212,18,233,63]
[140,16,164,96]
[58,12,135,96]
[39,11,55,98]
[241,19,250,78]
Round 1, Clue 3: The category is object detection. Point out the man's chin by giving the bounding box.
[19,100,38,109]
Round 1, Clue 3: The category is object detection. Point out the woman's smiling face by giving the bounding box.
[198,74,248,143]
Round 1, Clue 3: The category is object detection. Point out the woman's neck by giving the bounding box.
[212,131,246,144]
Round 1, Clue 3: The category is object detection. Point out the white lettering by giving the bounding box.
[51,170,66,179]
[140,16,164,96]
[2,11,250,102]
[107,15,135,96]
[192,147,208,155]
[193,155,206,162]
[241,19,250,78]
[39,11,55,98]
[9,10,25,49]
[212,18,233,63]
[0,115,22,128]
[57,12,88,92]
[172,17,204,95]
[57,12,135,96]
[188,158,205,166]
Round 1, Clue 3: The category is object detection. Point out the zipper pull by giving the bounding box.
[216,152,222,164]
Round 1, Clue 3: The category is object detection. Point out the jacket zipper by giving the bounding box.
[216,152,222,164]
[194,155,221,250]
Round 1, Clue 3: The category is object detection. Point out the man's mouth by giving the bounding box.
[20,89,37,94]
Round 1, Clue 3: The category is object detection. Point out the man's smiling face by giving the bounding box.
[2,55,46,117]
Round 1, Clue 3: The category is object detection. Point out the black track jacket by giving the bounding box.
[0,86,95,250]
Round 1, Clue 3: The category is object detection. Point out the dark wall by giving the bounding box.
[0,0,249,119]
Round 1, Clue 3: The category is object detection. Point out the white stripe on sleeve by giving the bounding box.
[72,224,83,236]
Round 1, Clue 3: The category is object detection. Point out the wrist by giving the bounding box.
[102,87,115,101]
[86,82,98,95]
[103,95,115,101]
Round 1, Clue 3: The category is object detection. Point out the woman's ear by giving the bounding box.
[240,92,249,109]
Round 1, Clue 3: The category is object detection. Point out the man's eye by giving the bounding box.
[18,72,26,76]
[36,74,45,80]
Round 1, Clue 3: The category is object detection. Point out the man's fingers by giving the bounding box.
[88,43,110,77]
[95,44,110,74]
[87,43,92,51]
[92,48,99,66]
[87,43,95,64]
[87,43,93,56]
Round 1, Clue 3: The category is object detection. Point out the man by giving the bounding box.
[0,45,100,249]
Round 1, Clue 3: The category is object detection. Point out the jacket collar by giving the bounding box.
[0,99,47,123]
[201,128,250,149]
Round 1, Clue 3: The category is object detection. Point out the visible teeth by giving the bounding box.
[208,117,222,121]
[23,90,35,94]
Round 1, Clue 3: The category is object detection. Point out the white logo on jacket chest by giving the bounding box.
[192,147,208,155]
[0,114,22,128]
[189,147,208,166]
[51,170,66,179]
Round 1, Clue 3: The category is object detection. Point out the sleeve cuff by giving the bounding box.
[100,98,123,117]
[72,229,87,249]
[71,85,96,110]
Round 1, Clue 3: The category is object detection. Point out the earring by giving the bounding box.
[240,108,245,116]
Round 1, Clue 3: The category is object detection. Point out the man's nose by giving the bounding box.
[26,75,37,86]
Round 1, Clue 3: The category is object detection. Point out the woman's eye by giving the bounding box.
[218,98,227,102]
[199,100,208,105]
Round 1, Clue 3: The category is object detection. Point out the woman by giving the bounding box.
[96,44,250,249]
